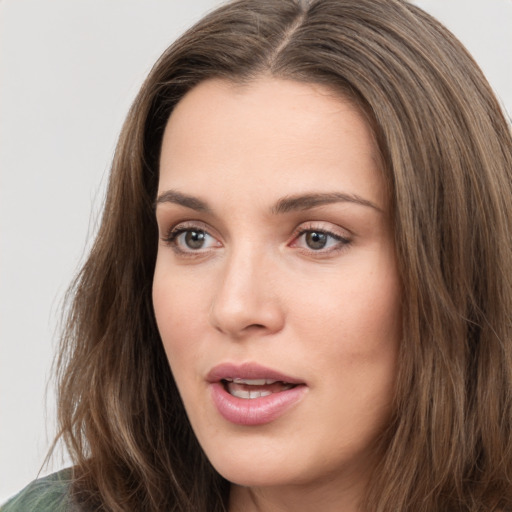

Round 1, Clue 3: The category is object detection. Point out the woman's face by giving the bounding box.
[153,78,401,500]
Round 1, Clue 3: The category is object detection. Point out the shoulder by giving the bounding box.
[1,469,74,512]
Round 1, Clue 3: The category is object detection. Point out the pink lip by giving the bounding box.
[206,362,305,385]
[207,362,307,426]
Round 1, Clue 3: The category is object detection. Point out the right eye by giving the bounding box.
[162,225,222,254]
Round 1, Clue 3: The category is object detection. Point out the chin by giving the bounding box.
[199,437,306,487]
[213,459,305,488]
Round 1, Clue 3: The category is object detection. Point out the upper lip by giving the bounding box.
[206,362,305,385]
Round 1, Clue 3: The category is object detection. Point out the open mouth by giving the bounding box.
[208,364,307,425]
[222,378,297,399]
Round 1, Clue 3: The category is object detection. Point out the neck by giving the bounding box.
[228,471,367,512]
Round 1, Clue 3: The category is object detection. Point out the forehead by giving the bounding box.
[158,77,386,212]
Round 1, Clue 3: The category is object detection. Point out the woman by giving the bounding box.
[3,0,512,510]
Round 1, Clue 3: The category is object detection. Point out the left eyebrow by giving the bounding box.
[271,192,383,214]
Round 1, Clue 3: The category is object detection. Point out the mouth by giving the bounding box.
[221,377,298,399]
[207,363,307,426]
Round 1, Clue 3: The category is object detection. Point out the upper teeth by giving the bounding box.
[229,378,277,385]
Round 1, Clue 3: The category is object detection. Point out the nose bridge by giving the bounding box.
[210,240,283,337]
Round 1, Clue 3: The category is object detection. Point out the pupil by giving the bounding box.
[306,231,327,250]
[185,230,205,249]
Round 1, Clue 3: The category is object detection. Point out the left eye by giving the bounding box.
[293,229,349,251]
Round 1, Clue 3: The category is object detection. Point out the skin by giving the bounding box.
[153,77,402,512]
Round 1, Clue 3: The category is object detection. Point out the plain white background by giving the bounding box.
[1,0,511,503]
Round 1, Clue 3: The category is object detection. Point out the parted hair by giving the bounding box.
[53,0,512,510]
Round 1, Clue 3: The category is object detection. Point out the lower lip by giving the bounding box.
[209,382,307,426]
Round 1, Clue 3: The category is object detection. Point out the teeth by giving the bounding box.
[232,378,277,385]
[230,389,273,399]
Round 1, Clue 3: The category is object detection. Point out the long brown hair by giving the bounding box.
[54,0,512,510]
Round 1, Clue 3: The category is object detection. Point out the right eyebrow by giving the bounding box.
[154,190,212,213]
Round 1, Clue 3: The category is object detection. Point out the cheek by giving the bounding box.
[291,257,402,407]
[293,261,401,348]
[152,264,205,363]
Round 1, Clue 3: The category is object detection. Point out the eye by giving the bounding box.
[302,231,331,250]
[290,226,350,254]
[176,229,212,250]
[162,224,221,254]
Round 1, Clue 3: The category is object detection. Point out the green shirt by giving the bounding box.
[1,470,72,512]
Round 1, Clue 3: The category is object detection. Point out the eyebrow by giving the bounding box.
[155,190,212,213]
[155,189,382,214]
[271,192,383,214]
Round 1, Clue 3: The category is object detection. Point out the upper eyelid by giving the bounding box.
[292,220,353,238]
[163,220,215,236]
[292,228,350,246]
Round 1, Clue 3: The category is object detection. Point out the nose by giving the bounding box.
[209,248,285,339]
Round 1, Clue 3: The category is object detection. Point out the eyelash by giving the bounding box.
[161,222,351,257]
